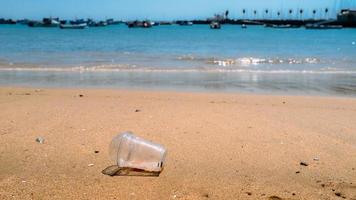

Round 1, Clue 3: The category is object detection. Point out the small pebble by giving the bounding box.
[246,192,252,196]
[94,150,99,154]
[35,136,45,144]
[135,109,140,112]
[335,192,342,197]
[79,94,84,97]
[88,164,94,167]
[313,157,319,161]
[295,171,300,174]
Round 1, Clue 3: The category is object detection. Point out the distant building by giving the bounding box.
[337,9,356,27]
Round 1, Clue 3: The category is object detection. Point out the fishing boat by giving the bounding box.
[28,18,60,27]
[126,20,152,28]
[210,21,221,29]
[60,23,87,29]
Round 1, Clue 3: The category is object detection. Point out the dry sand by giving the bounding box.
[0,87,356,200]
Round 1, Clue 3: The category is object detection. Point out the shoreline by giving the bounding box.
[1,87,356,199]
[2,85,356,99]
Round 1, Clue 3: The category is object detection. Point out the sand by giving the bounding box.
[0,87,356,200]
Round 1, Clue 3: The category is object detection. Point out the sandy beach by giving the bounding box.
[0,87,355,200]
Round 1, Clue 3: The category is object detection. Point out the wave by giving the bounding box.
[182,56,322,67]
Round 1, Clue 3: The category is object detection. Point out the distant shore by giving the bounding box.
[0,87,356,199]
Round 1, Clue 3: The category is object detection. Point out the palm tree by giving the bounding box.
[325,8,329,19]
[312,9,316,19]
[225,10,229,20]
[299,9,304,20]
[265,9,269,19]
[253,10,257,19]
[289,9,293,19]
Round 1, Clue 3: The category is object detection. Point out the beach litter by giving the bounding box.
[300,161,309,166]
[35,136,45,144]
[102,132,166,177]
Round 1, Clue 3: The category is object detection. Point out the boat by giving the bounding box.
[126,20,152,28]
[0,18,16,24]
[28,18,60,27]
[210,21,221,29]
[93,21,108,27]
[158,21,173,25]
[177,21,193,26]
[241,24,247,28]
[60,23,87,29]
[305,24,343,29]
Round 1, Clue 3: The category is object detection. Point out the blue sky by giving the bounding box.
[0,0,355,20]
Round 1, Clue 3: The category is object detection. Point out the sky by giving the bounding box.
[0,0,355,20]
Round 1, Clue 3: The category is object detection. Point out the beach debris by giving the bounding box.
[313,157,320,161]
[202,193,210,198]
[300,161,309,166]
[88,163,94,167]
[103,132,166,176]
[295,171,300,174]
[94,150,99,154]
[79,94,84,97]
[246,192,252,196]
[135,109,141,112]
[35,136,45,144]
[25,93,31,95]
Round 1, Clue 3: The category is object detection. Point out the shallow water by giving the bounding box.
[0,24,356,96]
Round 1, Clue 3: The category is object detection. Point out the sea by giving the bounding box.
[0,24,356,96]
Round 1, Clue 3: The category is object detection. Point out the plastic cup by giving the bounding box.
[109,132,167,172]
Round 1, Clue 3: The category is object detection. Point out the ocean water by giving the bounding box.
[0,24,356,96]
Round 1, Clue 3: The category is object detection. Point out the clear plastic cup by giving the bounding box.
[109,132,167,172]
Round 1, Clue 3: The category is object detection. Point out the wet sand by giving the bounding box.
[0,87,356,199]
